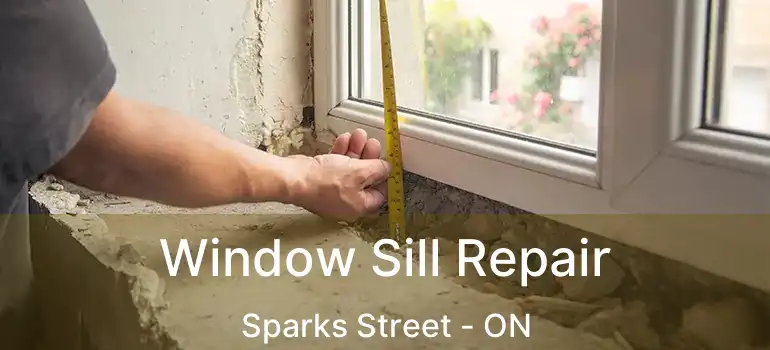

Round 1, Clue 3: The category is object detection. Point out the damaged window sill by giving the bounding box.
[27,178,770,350]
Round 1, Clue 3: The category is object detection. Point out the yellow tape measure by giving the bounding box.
[377,0,406,243]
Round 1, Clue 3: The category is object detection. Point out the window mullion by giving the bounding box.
[599,0,679,194]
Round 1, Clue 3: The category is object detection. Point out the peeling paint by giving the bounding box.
[230,0,269,146]
[230,0,313,156]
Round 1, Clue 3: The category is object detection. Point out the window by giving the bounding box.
[314,0,770,291]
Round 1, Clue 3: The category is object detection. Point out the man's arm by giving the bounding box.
[49,91,301,208]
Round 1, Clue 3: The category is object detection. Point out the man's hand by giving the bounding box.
[289,129,391,222]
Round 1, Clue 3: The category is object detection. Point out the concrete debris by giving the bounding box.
[267,127,310,156]
[435,237,459,256]
[681,297,763,350]
[516,295,602,328]
[419,217,466,240]
[497,272,560,297]
[38,190,81,214]
[30,178,86,214]
[487,240,509,260]
[495,279,527,298]
[557,254,625,302]
[480,282,501,294]
[616,301,661,350]
[499,228,537,249]
[614,331,636,350]
[117,243,147,266]
[47,182,65,191]
[575,304,624,333]
[576,301,660,350]
[65,207,88,216]
[662,329,708,350]
[627,253,660,286]
[594,297,624,308]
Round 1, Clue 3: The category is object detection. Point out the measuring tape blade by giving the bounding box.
[377,0,406,243]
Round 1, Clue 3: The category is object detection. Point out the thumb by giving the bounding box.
[354,158,392,187]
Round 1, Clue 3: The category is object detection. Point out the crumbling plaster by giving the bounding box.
[85,0,313,155]
[29,202,178,350]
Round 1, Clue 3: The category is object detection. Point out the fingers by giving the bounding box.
[361,138,381,160]
[332,128,381,160]
[345,129,368,158]
[331,132,351,155]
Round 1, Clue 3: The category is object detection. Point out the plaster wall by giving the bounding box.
[85,0,312,153]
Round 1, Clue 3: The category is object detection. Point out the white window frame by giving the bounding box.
[313,0,770,292]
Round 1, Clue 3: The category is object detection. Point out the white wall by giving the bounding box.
[86,0,312,153]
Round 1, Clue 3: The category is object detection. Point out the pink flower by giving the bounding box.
[532,16,549,34]
[534,92,553,116]
[534,91,552,106]
[575,37,593,55]
[568,57,580,68]
[507,93,520,105]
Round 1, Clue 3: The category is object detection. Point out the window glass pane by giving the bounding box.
[356,0,603,150]
[707,0,770,137]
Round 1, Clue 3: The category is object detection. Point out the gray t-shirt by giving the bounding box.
[0,0,116,346]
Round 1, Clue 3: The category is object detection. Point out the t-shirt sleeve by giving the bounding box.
[0,0,116,187]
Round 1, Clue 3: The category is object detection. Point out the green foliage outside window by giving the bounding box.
[423,0,492,114]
